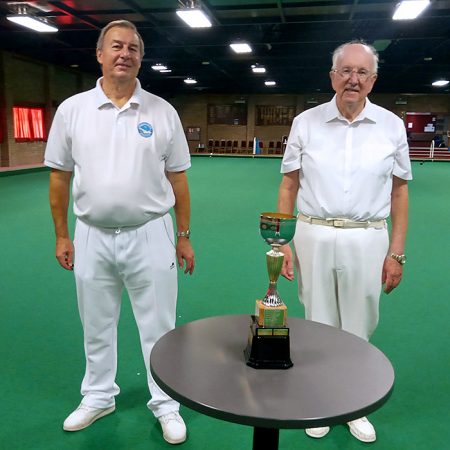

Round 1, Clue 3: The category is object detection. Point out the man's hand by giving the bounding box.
[55,237,74,270]
[280,244,295,281]
[382,256,403,294]
[176,237,195,275]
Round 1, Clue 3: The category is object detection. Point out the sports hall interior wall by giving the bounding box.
[0,49,449,168]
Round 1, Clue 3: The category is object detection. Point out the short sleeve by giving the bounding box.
[280,115,302,174]
[165,108,191,173]
[44,107,74,171]
[393,121,413,181]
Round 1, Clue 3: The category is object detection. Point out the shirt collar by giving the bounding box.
[94,77,142,109]
[325,95,377,124]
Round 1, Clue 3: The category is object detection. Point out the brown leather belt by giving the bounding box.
[297,213,386,229]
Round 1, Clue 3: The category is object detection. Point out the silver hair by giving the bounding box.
[96,20,145,58]
[331,40,378,73]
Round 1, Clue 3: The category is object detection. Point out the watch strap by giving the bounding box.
[176,229,190,238]
[390,253,406,265]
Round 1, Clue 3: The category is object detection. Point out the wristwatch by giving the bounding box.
[176,229,190,239]
[390,253,406,265]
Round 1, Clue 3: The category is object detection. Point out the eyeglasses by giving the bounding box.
[333,67,374,82]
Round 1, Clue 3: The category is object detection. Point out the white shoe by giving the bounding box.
[305,426,330,438]
[63,403,115,431]
[347,417,376,442]
[158,411,187,444]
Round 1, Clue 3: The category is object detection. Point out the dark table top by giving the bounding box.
[150,315,394,429]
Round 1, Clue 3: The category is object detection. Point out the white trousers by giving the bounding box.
[293,221,389,341]
[73,214,179,417]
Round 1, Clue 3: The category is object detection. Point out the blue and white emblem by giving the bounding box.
[137,122,153,138]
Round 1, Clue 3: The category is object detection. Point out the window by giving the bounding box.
[13,106,45,141]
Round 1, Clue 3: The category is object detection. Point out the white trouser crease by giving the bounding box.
[73,214,179,417]
[293,221,389,341]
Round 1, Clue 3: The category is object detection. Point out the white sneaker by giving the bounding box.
[158,411,187,444]
[305,426,330,438]
[63,403,115,431]
[347,417,376,442]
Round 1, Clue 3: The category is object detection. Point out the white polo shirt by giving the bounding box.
[281,96,412,221]
[45,78,191,228]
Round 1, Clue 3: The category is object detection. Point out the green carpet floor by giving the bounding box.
[0,158,448,450]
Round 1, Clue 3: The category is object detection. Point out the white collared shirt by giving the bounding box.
[45,78,190,228]
[281,96,412,221]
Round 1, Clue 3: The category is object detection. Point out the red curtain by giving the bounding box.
[13,107,45,141]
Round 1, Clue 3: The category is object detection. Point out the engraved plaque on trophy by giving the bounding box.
[244,212,296,369]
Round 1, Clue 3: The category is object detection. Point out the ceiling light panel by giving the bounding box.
[230,43,252,54]
[176,8,212,28]
[392,1,430,20]
[252,65,266,73]
[7,15,57,32]
[432,80,449,87]
[151,64,168,71]
[7,3,58,32]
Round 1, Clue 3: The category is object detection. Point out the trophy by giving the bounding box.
[245,212,296,369]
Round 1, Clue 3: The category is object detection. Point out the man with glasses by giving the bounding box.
[277,41,411,442]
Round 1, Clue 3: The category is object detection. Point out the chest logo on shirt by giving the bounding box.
[137,122,153,138]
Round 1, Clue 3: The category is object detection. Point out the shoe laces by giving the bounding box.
[77,404,99,413]
[159,412,182,425]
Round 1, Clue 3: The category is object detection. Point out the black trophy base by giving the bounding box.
[244,315,293,369]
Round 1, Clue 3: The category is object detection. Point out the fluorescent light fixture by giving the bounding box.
[184,78,197,84]
[265,80,276,86]
[230,42,252,54]
[7,14,58,32]
[160,69,172,73]
[176,8,212,28]
[251,65,266,73]
[432,79,449,87]
[392,0,430,20]
[151,64,168,71]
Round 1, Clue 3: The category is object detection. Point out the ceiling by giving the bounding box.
[1,0,450,97]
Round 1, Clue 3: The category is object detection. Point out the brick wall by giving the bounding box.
[0,50,96,168]
[171,91,450,154]
[1,49,449,166]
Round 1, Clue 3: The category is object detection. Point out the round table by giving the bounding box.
[150,315,394,449]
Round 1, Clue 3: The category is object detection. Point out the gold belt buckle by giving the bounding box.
[332,219,345,228]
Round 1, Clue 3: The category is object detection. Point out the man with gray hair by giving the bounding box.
[45,20,194,444]
[277,40,411,442]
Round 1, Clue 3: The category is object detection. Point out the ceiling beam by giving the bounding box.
[48,1,101,29]
[276,0,287,23]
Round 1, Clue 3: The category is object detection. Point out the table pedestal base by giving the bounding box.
[253,427,279,450]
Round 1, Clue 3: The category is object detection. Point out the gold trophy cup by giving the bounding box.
[245,212,296,369]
